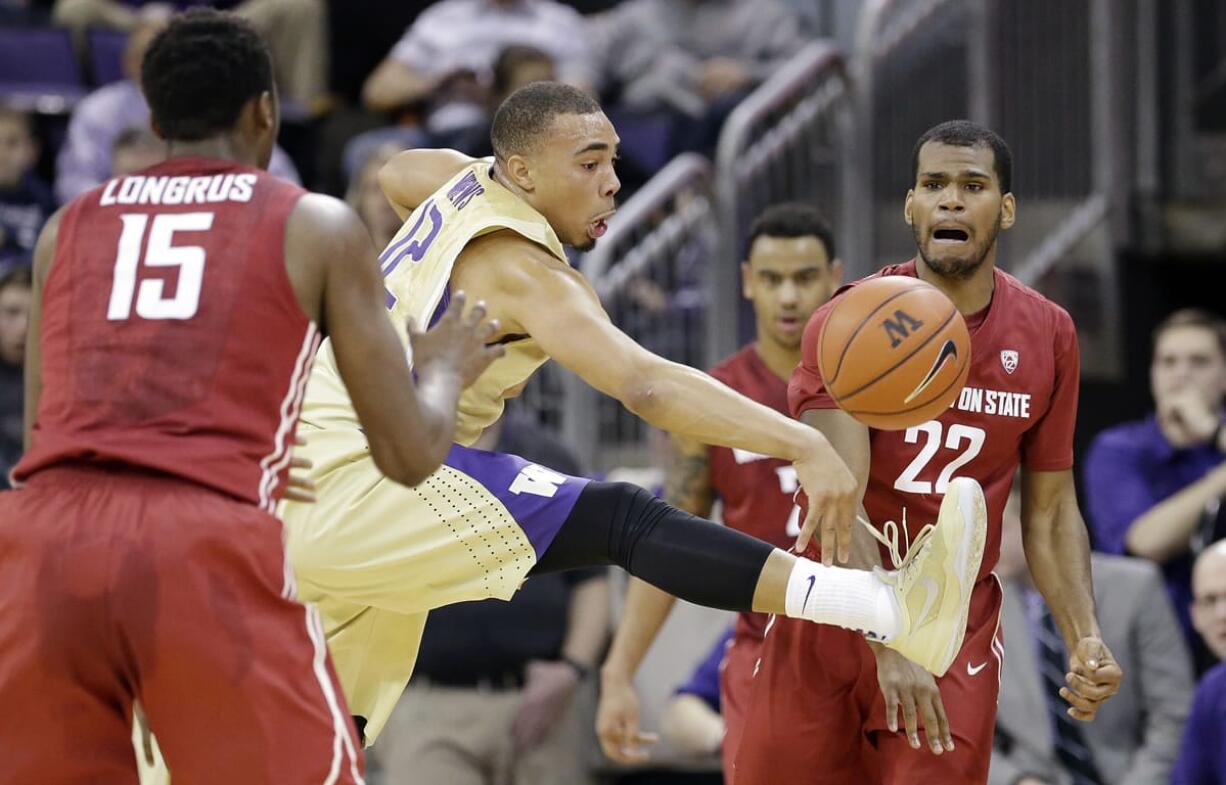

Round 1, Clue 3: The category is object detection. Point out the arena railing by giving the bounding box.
[712,40,853,360]
[523,153,719,472]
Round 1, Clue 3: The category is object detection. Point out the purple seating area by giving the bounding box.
[87,28,128,86]
[0,27,87,113]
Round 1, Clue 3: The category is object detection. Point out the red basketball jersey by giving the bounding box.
[15,157,319,511]
[708,345,799,639]
[789,260,1079,580]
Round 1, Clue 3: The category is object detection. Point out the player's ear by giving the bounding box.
[504,154,535,192]
[904,190,915,226]
[256,91,275,132]
[830,258,844,287]
[150,117,166,141]
[740,261,753,299]
[1000,192,1016,230]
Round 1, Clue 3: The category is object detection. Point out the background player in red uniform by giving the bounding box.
[0,10,500,783]
[734,120,1123,785]
[596,202,842,768]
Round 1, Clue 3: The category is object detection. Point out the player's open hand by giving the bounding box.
[1061,636,1123,722]
[792,435,857,564]
[408,291,505,388]
[596,670,659,763]
[870,643,955,755]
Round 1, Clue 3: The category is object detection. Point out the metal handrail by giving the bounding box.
[1012,194,1109,287]
[712,40,851,359]
[714,41,847,198]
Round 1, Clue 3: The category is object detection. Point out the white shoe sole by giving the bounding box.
[933,477,988,675]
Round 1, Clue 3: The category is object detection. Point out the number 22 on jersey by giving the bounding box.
[893,421,986,495]
[108,212,213,321]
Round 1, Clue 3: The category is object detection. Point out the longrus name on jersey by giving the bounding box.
[952,385,1032,419]
[99,173,258,207]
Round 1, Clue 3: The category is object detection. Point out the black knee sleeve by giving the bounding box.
[531,481,775,612]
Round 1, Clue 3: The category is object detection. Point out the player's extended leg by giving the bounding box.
[129,480,365,785]
[0,480,142,784]
[531,477,988,676]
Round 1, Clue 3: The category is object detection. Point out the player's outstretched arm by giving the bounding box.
[598,434,715,761]
[378,148,475,219]
[287,194,501,487]
[485,243,857,563]
[23,208,65,451]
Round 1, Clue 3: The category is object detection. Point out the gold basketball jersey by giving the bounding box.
[298,161,568,470]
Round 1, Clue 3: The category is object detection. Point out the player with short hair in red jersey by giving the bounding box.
[733,121,1124,785]
[0,10,500,783]
[596,202,843,769]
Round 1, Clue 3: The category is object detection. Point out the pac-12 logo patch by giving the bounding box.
[1000,349,1019,375]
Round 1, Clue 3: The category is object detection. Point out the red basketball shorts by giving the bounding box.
[0,465,365,784]
[734,577,1004,785]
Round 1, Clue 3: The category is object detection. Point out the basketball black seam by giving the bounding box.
[832,308,958,403]
[824,281,930,388]
[844,349,970,417]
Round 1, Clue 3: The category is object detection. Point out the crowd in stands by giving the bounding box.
[1,3,1225,784]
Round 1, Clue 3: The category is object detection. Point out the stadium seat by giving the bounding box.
[87,28,128,86]
[0,26,87,112]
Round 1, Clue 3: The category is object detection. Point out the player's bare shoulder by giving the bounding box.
[452,229,594,314]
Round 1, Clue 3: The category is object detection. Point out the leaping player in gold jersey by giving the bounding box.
[278,82,990,753]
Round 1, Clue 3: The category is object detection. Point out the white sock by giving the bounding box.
[783,557,901,641]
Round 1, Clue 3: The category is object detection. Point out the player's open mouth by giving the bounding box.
[932,225,970,245]
[588,210,615,239]
[777,315,802,332]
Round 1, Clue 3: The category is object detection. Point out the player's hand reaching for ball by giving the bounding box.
[1061,636,1123,721]
[596,670,659,763]
[792,435,858,564]
[870,643,954,755]
[408,291,505,388]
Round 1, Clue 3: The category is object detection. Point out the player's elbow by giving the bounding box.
[368,438,440,488]
[621,377,663,419]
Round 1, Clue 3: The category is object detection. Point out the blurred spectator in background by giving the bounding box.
[50,0,329,110]
[109,126,163,177]
[361,0,591,140]
[0,106,53,268]
[587,0,807,156]
[991,483,1192,785]
[55,14,300,204]
[343,44,555,182]
[344,142,401,251]
[660,628,731,760]
[371,404,608,785]
[1173,542,1226,784]
[1083,309,1226,671]
[0,266,30,487]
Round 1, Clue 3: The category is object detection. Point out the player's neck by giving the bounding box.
[754,336,800,382]
[915,253,997,315]
[165,138,258,168]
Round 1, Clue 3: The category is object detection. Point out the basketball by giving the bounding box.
[818,276,971,430]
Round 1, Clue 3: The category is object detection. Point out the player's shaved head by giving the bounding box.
[912,120,1012,194]
[490,81,602,161]
[141,8,273,142]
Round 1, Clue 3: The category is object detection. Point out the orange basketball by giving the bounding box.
[817,276,971,430]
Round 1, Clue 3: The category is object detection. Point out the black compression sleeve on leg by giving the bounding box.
[530,481,775,612]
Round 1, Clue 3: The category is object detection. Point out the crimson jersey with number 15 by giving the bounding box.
[789,260,1080,580]
[15,158,318,511]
